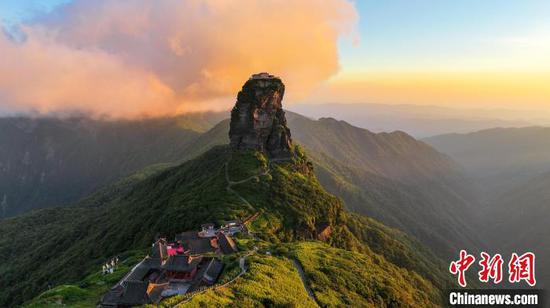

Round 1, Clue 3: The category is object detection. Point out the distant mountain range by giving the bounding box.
[289,103,545,138]
[424,126,550,199]
[286,113,483,258]
[0,144,449,307]
[424,126,550,288]
[121,111,484,258]
[0,112,483,259]
[0,113,226,217]
[3,110,549,304]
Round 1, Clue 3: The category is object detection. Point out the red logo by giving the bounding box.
[450,250,476,287]
[478,252,503,284]
[450,251,536,287]
[508,252,536,286]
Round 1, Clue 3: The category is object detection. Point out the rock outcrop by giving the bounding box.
[229,73,292,158]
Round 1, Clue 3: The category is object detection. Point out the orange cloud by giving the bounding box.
[0,0,357,118]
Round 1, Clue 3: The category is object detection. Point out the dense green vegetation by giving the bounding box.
[168,114,484,259]
[1,113,483,262]
[22,251,146,308]
[1,145,449,306]
[286,113,483,258]
[292,241,438,307]
[165,253,317,307]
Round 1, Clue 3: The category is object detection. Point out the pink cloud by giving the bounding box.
[0,0,357,118]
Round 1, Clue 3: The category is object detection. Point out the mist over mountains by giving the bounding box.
[425,126,550,289]
[1,0,548,305]
[424,127,550,197]
[2,107,549,304]
[0,111,482,260]
[290,103,548,138]
[0,78,456,306]
[0,113,226,217]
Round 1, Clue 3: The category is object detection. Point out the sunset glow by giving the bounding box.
[0,0,549,117]
[310,71,550,110]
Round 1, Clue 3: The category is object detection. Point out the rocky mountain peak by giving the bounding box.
[229,72,292,158]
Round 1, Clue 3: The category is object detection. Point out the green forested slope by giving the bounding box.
[1,113,483,263]
[1,145,448,307]
[180,114,484,258]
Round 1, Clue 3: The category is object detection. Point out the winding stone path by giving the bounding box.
[224,160,267,207]
[292,258,321,307]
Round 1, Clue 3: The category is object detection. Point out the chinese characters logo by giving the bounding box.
[449,250,536,287]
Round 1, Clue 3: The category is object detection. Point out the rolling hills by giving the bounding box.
[0,112,483,262]
[0,145,449,307]
[289,103,537,138]
[185,113,484,258]
[425,126,550,288]
[481,171,550,288]
[424,126,550,199]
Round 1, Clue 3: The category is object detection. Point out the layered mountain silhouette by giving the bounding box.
[289,103,535,138]
[483,171,550,288]
[424,126,550,198]
[0,112,483,259]
[182,113,484,258]
[425,127,550,288]
[0,113,225,217]
[0,75,453,306]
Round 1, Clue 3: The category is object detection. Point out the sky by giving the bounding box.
[0,0,549,117]
[326,0,550,110]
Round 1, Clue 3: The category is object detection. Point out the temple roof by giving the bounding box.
[202,258,223,283]
[176,231,216,254]
[119,281,150,305]
[218,233,238,254]
[161,255,202,272]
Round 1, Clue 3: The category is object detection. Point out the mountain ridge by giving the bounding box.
[423,126,550,198]
[184,112,484,258]
[0,145,449,307]
[0,112,226,217]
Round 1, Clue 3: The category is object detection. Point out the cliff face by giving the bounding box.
[229,73,292,158]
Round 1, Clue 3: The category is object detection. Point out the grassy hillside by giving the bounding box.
[22,250,147,308]
[292,241,438,307]
[184,114,484,259]
[1,113,484,264]
[26,240,442,307]
[167,241,440,307]
[164,252,318,307]
[0,145,448,307]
